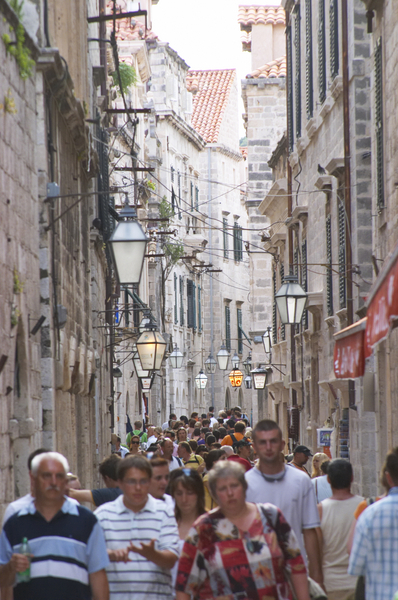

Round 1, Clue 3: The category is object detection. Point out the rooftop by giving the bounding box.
[186,69,236,143]
[105,2,158,41]
[246,56,286,79]
[238,5,286,29]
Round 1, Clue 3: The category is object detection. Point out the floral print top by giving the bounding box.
[175,502,306,600]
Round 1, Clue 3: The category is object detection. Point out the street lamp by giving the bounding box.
[216,343,230,371]
[242,353,252,375]
[108,195,149,285]
[195,369,208,389]
[244,375,252,389]
[113,366,123,378]
[275,275,307,324]
[228,369,243,387]
[169,345,184,369]
[140,373,155,391]
[251,366,268,390]
[132,346,151,378]
[205,353,217,375]
[262,327,272,354]
[139,314,151,333]
[136,318,167,371]
[231,351,240,370]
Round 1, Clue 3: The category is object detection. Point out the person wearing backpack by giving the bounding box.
[126,420,147,446]
[221,420,246,448]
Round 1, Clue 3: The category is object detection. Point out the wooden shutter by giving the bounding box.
[177,171,182,220]
[330,0,339,80]
[198,285,202,332]
[180,275,184,325]
[287,25,294,151]
[294,6,302,139]
[193,281,197,330]
[318,0,326,103]
[272,270,277,344]
[280,264,285,341]
[174,273,178,324]
[237,308,243,354]
[190,181,194,211]
[375,37,384,211]
[195,185,199,210]
[301,240,308,329]
[338,193,346,309]
[223,218,228,258]
[97,128,115,243]
[225,305,231,351]
[326,214,334,316]
[305,0,313,119]
[187,280,195,329]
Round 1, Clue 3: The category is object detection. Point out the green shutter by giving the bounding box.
[190,181,194,211]
[225,305,231,351]
[305,0,313,119]
[193,282,197,331]
[223,218,228,258]
[294,5,302,139]
[177,171,182,220]
[280,264,285,341]
[237,308,243,354]
[338,195,346,309]
[180,275,184,325]
[198,286,202,332]
[330,0,339,80]
[318,0,326,103]
[375,37,384,211]
[301,240,308,329]
[174,273,178,324]
[187,280,195,329]
[195,185,199,210]
[326,214,334,316]
[287,25,294,151]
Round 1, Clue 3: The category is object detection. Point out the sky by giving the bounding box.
[152,0,282,136]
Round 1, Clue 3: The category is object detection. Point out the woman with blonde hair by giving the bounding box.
[311,452,329,478]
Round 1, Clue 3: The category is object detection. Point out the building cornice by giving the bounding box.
[156,110,206,151]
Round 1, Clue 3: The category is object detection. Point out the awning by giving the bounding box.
[333,317,367,379]
[365,242,398,357]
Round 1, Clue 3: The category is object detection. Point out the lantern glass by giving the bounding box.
[169,345,184,369]
[195,369,208,389]
[228,369,243,387]
[244,375,252,389]
[262,328,272,354]
[108,211,148,285]
[205,354,217,374]
[231,352,240,370]
[242,354,252,375]
[216,344,230,370]
[133,350,150,378]
[251,367,268,390]
[136,330,167,371]
[140,374,154,391]
[275,276,307,324]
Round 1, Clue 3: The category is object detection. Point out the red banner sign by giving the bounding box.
[365,247,398,357]
[334,318,366,379]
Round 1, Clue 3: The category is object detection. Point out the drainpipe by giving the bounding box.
[208,147,215,408]
[342,0,355,407]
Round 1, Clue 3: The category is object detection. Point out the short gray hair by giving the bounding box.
[31,452,70,476]
[207,460,247,499]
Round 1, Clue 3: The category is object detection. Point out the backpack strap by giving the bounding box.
[230,433,237,446]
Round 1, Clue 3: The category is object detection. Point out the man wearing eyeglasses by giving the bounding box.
[95,455,179,600]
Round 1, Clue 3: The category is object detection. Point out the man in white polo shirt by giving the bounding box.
[245,419,323,589]
[95,455,179,600]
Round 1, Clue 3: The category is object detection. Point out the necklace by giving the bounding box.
[256,465,287,483]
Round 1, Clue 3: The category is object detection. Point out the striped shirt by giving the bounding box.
[0,497,109,600]
[95,493,179,599]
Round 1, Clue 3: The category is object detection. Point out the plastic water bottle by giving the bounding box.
[17,537,31,583]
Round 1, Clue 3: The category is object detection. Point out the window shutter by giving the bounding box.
[180,275,184,325]
[190,181,194,211]
[97,128,115,243]
[177,171,182,220]
[294,7,302,139]
[375,37,384,211]
[326,214,334,316]
[237,308,243,354]
[193,281,197,331]
[223,218,229,258]
[301,240,308,329]
[198,286,202,332]
[318,0,326,103]
[338,194,346,309]
[330,0,339,80]
[233,222,243,261]
[280,263,285,341]
[187,280,195,329]
[305,0,313,119]
[287,25,294,151]
[195,185,199,210]
[225,305,231,351]
[174,273,178,324]
[272,270,277,344]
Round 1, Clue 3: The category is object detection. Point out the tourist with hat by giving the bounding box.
[289,445,313,476]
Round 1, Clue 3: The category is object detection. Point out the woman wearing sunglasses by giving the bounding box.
[169,468,207,597]
[175,461,310,600]
[128,435,142,455]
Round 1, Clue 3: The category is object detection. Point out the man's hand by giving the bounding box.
[107,547,131,562]
[0,553,32,587]
[129,540,177,569]
[303,528,324,590]
[129,539,157,562]
[10,553,30,573]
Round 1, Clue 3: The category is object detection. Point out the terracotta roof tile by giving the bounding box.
[106,1,158,41]
[240,30,252,52]
[238,5,286,29]
[186,69,236,143]
[246,56,286,79]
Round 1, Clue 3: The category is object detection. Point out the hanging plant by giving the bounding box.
[2,0,35,80]
[110,63,137,95]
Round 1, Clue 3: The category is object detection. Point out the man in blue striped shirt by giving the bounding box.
[95,455,179,600]
[0,452,109,600]
[349,447,398,600]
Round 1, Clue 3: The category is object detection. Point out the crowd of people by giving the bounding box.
[0,408,397,600]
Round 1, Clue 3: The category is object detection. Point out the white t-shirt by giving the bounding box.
[245,465,320,563]
[209,417,218,428]
[312,474,333,503]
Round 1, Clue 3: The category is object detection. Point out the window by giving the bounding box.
[225,305,231,351]
[272,269,277,345]
[198,285,202,332]
[318,0,326,103]
[233,222,243,261]
[97,128,114,243]
[195,185,199,210]
[305,0,313,119]
[177,171,182,220]
[187,279,196,329]
[338,188,346,309]
[223,218,229,259]
[326,213,334,316]
[174,274,178,324]
[330,0,339,80]
[301,240,308,329]
[237,308,243,354]
[375,37,384,211]
[280,263,285,341]
[294,5,302,139]
[179,275,184,325]
[287,25,294,151]
[190,181,194,211]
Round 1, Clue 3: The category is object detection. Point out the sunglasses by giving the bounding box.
[131,441,140,445]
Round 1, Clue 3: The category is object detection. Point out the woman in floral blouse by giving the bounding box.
[175,461,310,600]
